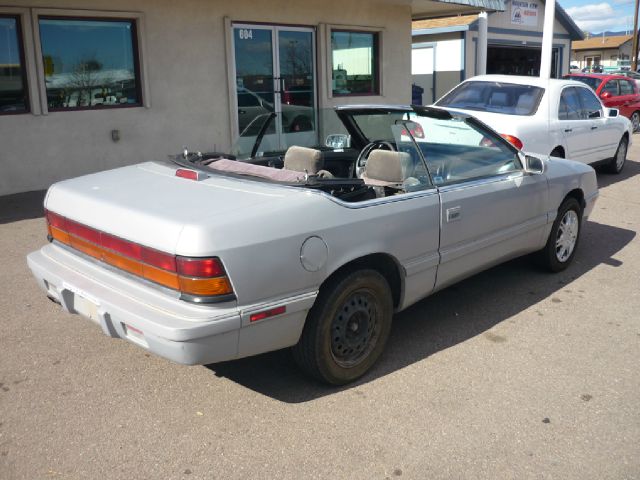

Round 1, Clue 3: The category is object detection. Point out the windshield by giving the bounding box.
[351,112,414,142]
[397,113,520,185]
[566,75,603,91]
[436,81,544,116]
[203,106,520,191]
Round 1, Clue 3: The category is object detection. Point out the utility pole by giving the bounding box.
[632,0,639,70]
[540,0,556,78]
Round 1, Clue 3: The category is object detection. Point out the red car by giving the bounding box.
[564,73,640,131]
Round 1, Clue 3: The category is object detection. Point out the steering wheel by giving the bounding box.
[355,140,396,178]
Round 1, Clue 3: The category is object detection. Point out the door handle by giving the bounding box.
[591,126,598,130]
[564,128,573,133]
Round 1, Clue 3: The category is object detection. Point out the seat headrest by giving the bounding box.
[515,92,535,114]
[283,146,323,174]
[489,91,509,107]
[362,150,412,187]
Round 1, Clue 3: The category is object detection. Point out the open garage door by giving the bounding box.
[487,45,559,78]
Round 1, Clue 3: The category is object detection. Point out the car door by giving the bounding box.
[433,122,548,291]
[556,87,593,163]
[575,86,619,161]
[599,79,624,113]
[617,78,639,118]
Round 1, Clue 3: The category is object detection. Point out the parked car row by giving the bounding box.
[29,69,629,384]
[434,74,632,173]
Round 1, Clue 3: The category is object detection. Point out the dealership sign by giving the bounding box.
[511,0,538,26]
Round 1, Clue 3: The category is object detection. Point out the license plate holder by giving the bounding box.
[62,282,100,324]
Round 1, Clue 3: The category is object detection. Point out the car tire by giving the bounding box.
[632,111,640,133]
[537,197,582,272]
[604,136,628,174]
[292,269,393,385]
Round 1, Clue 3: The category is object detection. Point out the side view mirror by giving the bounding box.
[522,154,545,174]
[325,134,351,149]
[600,91,612,99]
[608,108,619,117]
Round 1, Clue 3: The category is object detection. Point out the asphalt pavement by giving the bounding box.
[1,146,639,479]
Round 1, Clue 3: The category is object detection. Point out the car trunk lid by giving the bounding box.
[45,161,303,255]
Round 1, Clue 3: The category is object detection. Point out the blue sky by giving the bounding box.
[560,0,637,34]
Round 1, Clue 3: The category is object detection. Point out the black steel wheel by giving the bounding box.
[292,269,393,385]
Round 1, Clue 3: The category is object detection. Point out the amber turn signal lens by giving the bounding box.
[178,276,233,296]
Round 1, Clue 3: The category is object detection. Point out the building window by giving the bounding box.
[331,30,379,96]
[38,17,141,111]
[0,15,28,114]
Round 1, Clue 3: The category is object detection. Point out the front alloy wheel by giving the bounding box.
[555,210,579,263]
[537,197,582,272]
[632,112,640,133]
[605,136,627,174]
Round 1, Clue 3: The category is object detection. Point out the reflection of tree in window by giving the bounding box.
[39,18,140,110]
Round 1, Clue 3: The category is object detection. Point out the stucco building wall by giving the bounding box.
[0,0,412,195]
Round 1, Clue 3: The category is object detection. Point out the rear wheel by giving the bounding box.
[604,136,627,174]
[292,269,393,385]
[537,197,582,272]
[631,111,640,132]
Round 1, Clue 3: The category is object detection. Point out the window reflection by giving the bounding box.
[39,18,141,110]
[331,31,378,96]
[0,16,28,113]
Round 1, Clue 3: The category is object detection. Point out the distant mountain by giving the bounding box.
[584,30,633,38]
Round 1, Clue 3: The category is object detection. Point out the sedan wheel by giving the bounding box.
[605,136,627,174]
[555,210,579,263]
[537,197,582,272]
[632,112,640,133]
[292,269,393,385]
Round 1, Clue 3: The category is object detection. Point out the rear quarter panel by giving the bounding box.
[177,188,442,311]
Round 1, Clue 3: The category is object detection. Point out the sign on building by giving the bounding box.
[511,0,538,27]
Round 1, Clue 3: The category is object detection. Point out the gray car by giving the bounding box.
[27,106,598,384]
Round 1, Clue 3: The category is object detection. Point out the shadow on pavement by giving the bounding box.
[0,190,46,224]
[206,220,635,402]
[597,158,640,190]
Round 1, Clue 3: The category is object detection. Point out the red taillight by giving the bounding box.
[501,134,524,150]
[142,248,177,272]
[175,168,200,180]
[44,210,233,301]
[177,257,225,277]
[46,210,66,229]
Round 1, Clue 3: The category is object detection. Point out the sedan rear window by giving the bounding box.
[436,81,544,116]
[565,75,603,91]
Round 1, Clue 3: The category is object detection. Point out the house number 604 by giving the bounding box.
[238,29,253,40]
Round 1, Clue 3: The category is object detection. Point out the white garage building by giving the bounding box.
[411,0,582,104]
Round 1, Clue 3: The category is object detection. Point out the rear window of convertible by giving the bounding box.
[436,81,544,116]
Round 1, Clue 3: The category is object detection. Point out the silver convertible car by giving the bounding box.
[27,106,598,384]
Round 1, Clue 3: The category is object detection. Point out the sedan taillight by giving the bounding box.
[45,210,234,303]
[501,134,524,150]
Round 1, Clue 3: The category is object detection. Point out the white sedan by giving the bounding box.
[434,74,632,173]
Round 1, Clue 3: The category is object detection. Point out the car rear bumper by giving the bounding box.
[27,243,316,365]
